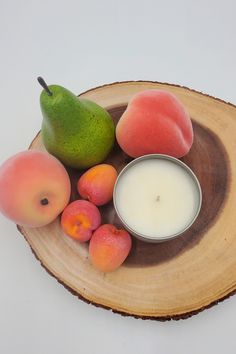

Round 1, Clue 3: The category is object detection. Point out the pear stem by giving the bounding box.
[37,77,52,96]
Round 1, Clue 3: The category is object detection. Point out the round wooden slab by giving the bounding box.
[18,81,236,320]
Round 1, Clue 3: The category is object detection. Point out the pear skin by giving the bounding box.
[39,82,115,169]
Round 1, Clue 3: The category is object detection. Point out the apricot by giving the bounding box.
[116,89,193,158]
[77,164,117,206]
[0,150,71,227]
[89,224,132,272]
[61,200,101,242]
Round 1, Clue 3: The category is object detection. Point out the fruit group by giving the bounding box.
[77,164,117,206]
[116,89,193,158]
[89,224,132,272]
[61,200,101,242]
[38,78,115,169]
[0,150,71,227]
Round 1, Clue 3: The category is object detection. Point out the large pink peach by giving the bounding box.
[116,89,193,158]
[89,224,132,272]
[77,164,117,206]
[0,150,71,227]
[61,200,101,242]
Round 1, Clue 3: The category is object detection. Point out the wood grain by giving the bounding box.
[18,81,236,320]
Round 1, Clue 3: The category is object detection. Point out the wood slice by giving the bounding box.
[18,81,236,320]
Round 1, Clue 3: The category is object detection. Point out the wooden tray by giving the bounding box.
[18,81,236,320]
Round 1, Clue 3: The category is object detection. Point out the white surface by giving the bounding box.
[0,1,236,353]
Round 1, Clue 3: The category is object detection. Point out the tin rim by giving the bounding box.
[113,154,202,243]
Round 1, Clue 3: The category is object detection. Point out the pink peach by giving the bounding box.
[61,200,101,242]
[116,89,193,158]
[77,164,117,206]
[89,224,132,272]
[0,150,71,227]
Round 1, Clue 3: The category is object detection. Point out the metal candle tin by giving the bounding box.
[113,154,202,243]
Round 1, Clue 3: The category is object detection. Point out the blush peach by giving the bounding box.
[0,150,71,227]
[116,89,193,158]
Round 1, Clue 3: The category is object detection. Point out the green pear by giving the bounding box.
[38,77,115,169]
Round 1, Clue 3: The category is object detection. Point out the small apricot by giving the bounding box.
[89,224,132,272]
[61,200,101,242]
[77,164,117,206]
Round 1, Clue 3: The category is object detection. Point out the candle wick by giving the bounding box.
[156,195,160,202]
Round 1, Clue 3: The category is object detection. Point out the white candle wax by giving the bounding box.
[114,156,201,241]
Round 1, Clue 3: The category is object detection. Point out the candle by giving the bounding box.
[113,154,202,242]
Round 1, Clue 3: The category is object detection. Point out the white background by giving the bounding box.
[1,1,236,353]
